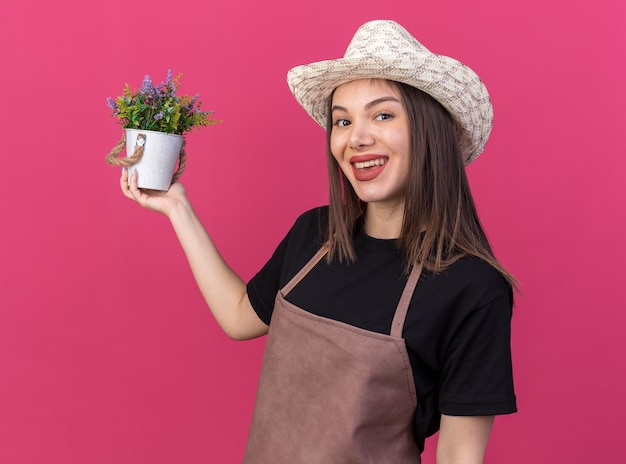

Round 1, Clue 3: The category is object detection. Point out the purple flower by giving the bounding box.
[154,111,164,121]
[165,69,172,85]
[140,74,153,93]
[106,97,118,110]
[106,97,120,116]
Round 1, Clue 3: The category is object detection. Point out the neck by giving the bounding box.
[363,203,405,239]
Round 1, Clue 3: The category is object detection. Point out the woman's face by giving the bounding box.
[330,79,411,211]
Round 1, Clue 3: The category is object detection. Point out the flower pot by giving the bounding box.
[125,128,184,191]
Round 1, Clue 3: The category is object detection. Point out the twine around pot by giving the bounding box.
[105,132,187,185]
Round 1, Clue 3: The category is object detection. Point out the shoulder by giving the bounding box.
[281,206,329,251]
[422,255,512,308]
[291,205,329,233]
[277,206,329,281]
[409,255,513,337]
[246,206,328,324]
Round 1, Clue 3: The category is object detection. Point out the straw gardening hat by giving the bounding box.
[287,20,493,164]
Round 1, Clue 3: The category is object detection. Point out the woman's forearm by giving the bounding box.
[167,200,268,340]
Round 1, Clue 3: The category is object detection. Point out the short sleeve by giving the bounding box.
[438,284,517,416]
[247,207,327,325]
[246,231,292,325]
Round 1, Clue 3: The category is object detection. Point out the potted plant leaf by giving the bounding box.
[106,70,221,190]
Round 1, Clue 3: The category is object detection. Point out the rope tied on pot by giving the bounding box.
[105,132,187,185]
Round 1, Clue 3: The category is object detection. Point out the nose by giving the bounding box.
[349,119,375,151]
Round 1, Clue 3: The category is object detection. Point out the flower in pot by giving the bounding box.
[106,70,221,190]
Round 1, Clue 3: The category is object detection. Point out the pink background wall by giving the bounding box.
[1,0,624,462]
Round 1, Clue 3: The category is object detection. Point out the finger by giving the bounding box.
[128,170,140,197]
[120,168,133,199]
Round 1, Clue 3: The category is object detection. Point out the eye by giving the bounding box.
[375,112,394,121]
[333,118,351,127]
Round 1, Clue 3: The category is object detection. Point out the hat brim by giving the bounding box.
[287,53,493,165]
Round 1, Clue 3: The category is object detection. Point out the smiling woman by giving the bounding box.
[329,79,411,224]
[120,19,516,464]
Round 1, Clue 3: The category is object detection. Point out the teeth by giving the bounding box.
[354,158,386,169]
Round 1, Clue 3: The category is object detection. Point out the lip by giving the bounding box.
[349,154,389,182]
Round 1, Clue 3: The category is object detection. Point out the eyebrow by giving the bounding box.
[331,96,402,113]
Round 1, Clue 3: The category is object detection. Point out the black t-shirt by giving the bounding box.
[247,206,516,450]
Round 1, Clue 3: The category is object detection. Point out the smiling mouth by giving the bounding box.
[353,158,387,169]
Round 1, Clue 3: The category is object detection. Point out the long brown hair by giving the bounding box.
[324,79,517,288]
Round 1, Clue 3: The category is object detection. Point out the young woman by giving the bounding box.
[121,20,516,464]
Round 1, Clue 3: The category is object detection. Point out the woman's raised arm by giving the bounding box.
[121,169,269,340]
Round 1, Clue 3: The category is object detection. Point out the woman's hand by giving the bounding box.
[120,168,188,217]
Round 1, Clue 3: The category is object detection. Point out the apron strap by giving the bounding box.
[280,245,422,339]
[390,264,423,338]
[280,245,329,296]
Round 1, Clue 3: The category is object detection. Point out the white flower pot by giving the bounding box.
[125,128,184,191]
